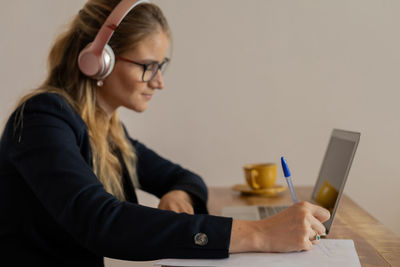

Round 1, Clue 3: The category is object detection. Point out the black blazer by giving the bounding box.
[0,93,232,266]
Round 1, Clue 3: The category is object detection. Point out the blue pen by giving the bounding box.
[281,156,298,203]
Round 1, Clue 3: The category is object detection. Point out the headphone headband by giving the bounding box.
[78,0,150,78]
[90,0,150,55]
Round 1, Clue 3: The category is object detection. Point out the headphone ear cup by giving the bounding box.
[78,43,115,80]
[78,42,102,77]
[98,44,115,80]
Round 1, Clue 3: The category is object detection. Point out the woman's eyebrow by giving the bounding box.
[139,58,165,64]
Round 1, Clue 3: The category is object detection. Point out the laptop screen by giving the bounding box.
[311,129,360,233]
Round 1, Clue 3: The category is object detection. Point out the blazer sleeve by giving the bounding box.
[6,94,232,260]
[129,137,209,214]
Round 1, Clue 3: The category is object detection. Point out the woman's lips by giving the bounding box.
[142,93,153,100]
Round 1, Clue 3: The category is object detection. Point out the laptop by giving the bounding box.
[222,129,360,234]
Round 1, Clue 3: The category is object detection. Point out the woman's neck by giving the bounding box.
[96,91,116,120]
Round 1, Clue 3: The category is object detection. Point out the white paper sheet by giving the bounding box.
[156,239,361,267]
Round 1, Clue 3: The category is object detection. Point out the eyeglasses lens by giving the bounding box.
[142,59,169,82]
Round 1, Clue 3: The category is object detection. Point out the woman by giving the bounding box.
[0,0,330,265]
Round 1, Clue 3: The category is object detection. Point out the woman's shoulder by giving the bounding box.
[23,92,75,114]
[11,92,87,134]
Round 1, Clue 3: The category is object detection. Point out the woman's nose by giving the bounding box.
[148,70,165,90]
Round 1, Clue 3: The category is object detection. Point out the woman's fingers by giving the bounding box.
[307,203,329,244]
[158,190,194,214]
[166,202,193,214]
[308,213,327,235]
[309,203,331,223]
[159,202,191,213]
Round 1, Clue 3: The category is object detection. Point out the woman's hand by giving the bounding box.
[158,190,194,214]
[229,201,330,253]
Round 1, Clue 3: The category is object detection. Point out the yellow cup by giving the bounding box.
[243,163,277,190]
[316,180,338,211]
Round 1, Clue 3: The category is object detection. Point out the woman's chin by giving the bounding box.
[126,103,148,113]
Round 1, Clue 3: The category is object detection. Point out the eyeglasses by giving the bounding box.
[116,55,170,82]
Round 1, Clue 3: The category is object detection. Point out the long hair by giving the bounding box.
[14,0,171,200]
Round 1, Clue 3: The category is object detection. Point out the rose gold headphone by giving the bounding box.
[78,0,149,82]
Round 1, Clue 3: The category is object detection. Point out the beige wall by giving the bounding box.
[1,0,399,250]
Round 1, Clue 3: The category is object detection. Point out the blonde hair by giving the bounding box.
[14,0,171,200]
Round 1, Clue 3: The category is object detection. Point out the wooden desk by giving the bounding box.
[208,186,400,267]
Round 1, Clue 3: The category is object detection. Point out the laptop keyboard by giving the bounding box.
[258,206,288,219]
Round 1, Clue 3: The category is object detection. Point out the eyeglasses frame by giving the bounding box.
[115,55,170,82]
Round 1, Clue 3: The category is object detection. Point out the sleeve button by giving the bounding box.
[194,233,208,246]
